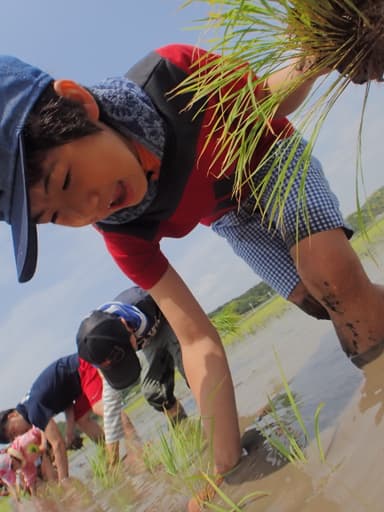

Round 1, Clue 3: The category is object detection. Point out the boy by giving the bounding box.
[0,43,383,484]
[0,354,134,480]
[76,285,188,431]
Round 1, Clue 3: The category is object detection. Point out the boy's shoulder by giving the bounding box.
[127,43,210,86]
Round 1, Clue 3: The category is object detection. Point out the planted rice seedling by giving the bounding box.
[87,442,124,489]
[256,347,325,466]
[143,417,208,480]
[143,416,269,510]
[200,472,270,511]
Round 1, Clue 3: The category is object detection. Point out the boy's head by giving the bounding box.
[0,55,149,282]
[0,56,100,282]
[77,310,141,390]
[0,409,30,444]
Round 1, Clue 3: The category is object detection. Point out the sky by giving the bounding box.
[0,0,383,407]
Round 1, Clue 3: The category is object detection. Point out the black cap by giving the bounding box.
[76,310,141,390]
[0,409,14,444]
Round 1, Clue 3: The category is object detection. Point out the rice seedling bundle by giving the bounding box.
[180,0,384,205]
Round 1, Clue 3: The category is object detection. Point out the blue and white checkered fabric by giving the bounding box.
[211,136,352,298]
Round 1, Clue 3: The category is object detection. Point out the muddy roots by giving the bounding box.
[291,0,384,84]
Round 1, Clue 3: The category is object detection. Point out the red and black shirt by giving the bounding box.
[96,44,293,289]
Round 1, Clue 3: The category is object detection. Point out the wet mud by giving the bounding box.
[11,237,384,511]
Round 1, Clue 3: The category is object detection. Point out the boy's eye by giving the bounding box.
[62,171,71,190]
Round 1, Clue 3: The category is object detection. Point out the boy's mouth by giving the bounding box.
[109,181,128,210]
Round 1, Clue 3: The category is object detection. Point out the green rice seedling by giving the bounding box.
[143,416,270,510]
[256,347,325,466]
[178,0,383,229]
[200,472,270,511]
[87,441,124,489]
[143,418,214,500]
[313,402,326,463]
[211,305,242,338]
[143,417,209,483]
[272,347,310,441]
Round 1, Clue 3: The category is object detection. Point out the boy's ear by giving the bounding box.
[53,79,99,122]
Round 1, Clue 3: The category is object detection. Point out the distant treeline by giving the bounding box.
[345,186,384,231]
[209,185,384,318]
[209,281,276,318]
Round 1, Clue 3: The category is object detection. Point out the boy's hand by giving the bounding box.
[187,449,249,511]
[187,474,224,512]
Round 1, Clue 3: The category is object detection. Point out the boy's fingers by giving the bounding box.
[187,475,224,512]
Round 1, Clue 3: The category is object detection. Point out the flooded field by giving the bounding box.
[9,235,384,511]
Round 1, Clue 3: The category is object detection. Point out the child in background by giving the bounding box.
[1,426,56,497]
[0,451,21,501]
[8,425,47,494]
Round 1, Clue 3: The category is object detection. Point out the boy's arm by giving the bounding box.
[259,57,329,117]
[105,441,120,466]
[64,406,76,448]
[101,377,126,466]
[44,419,68,481]
[38,430,48,452]
[150,264,241,474]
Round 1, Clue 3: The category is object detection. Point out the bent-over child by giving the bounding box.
[1,43,384,511]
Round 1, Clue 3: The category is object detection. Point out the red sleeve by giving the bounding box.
[156,44,215,73]
[98,229,169,290]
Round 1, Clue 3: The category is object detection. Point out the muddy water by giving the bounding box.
[14,237,384,511]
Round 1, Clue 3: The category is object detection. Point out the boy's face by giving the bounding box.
[4,412,30,441]
[28,81,148,227]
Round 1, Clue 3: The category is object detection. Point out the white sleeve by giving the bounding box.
[102,378,125,444]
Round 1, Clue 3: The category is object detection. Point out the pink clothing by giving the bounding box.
[8,426,43,488]
[0,453,16,487]
[9,426,42,464]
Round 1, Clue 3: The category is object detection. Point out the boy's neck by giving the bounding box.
[130,140,161,180]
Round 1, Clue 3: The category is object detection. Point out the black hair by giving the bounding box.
[0,409,15,444]
[23,82,101,187]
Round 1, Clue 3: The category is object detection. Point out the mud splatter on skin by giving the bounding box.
[345,322,359,338]
[344,321,364,355]
[317,284,384,363]
[320,282,344,314]
[321,293,344,314]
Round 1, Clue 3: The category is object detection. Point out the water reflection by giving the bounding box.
[358,354,384,425]
[9,246,384,512]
